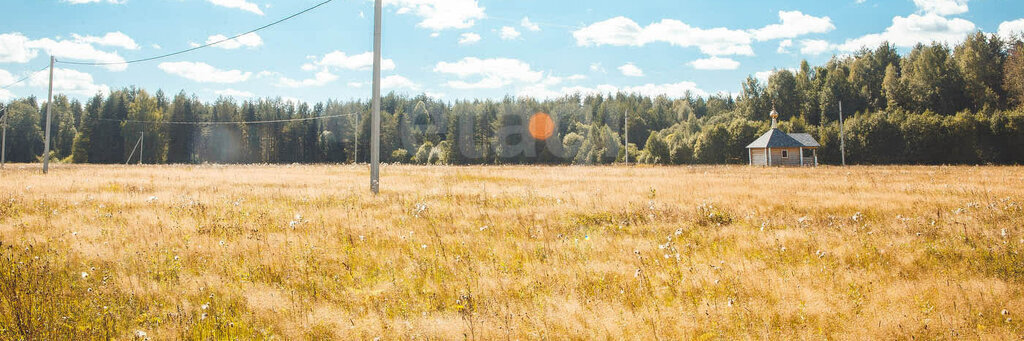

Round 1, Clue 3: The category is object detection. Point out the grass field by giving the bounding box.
[1,164,1022,339]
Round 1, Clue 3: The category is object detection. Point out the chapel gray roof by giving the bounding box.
[746,129,819,148]
[788,133,821,147]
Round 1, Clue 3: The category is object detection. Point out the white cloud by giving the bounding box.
[567,74,587,81]
[277,70,338,88]
[689,57,740,70]
[0,69,16,86]
[913,0,968,16]
[751,11,835,41]
[589,63,606,73]
[348,82,364,88]
[29,67,109,97]
[500,26,521,40]
[755,68,799,83]
[215,89,255,98]
[382,75,419,90]
[208,0,264,15]
[316,51,396,71]
[434,57,543,89]
[0,33,38,63]
[521,17,541,32]
[71,32,138,50]
[573,16,754,56]
[206,32,263,49]
[800,39,832,55]
[26,38,127,71]
[0,69,17,99]
[63,0,125,4]
[618,63,644,77]
[158,62,253,83]
[574,11,832,56]
[383,0,486,31]
[777,39,793,53]
[837,13,975,51]
[458,32,481,45]
[998,19,1024,40]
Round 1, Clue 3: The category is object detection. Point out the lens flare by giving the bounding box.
[529,112,555,141]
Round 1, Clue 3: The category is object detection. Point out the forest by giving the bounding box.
[2,32,1024,166]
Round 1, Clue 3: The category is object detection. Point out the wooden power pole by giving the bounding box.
[1,109,6,169]
[369,0,382,194]
[624,110,628,165]
[840,101,846,167]
[43,56,54,174]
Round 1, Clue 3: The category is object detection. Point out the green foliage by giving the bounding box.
[641,132,670,165]
[414,141,433,165]
[3,35,1024,166]
[391,148,409,163]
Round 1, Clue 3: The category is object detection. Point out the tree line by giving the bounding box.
[2,32,1024,166]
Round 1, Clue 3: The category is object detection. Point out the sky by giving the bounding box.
[1,0,1024,104]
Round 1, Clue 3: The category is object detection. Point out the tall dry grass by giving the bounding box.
[1,164,1022,339]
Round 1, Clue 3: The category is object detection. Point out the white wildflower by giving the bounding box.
[479,226,489,231]
[421,244,428,249]
[1002,309,1009,316]
[134,330,147,339]
[412,203,428,217]
[146,196,158,203]
[218,240,226,247]
[852,212,863,222]
[1001,229,1008,238]
[81,272,89,279]
[201,303,209,310]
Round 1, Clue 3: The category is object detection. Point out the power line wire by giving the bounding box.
[97,112,356,125]
[56,0,335,66]
[1,64,50,89]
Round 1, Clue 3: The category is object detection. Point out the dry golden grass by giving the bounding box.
[1,163,1023,339]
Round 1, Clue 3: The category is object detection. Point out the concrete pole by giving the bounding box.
[354,111,359,164]
[369,0,382,194]
[1,110,6,169]
[139,131,144,165]
[840,101,846,167]
[623,110,628,164]
[43,56,55,174]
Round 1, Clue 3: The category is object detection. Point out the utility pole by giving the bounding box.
[43,55,54,174]
[839,100,846,167]
[354,111,359,164]
[370,0,382,194]
[623,110,628,165]
[139,131,144,165]
[1,109,7,169]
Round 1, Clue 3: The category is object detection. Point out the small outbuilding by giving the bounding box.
[746,108,820,167]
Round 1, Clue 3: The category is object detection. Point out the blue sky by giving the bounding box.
[1,0,1023,103]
